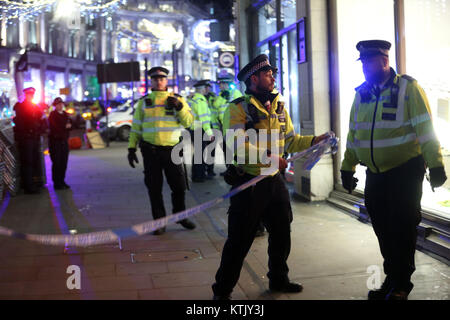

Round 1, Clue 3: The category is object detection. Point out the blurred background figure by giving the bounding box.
[48,97,72,190]
[13,87,46,194]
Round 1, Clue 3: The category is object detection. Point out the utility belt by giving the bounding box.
[223,164,280,186]
[139,140,175,151]
[366,155,425,178]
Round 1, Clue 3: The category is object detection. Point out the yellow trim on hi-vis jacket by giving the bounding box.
[223,92,314,176]
[187,92,213,136]
[128,91,193,148]
[341,72,444,174]
[213,89,243,126]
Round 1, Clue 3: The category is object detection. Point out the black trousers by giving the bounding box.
[17,137,41,192]
[364,156,425,293]
[48,138,69,186]
[140,142,186,220]
[189,129,207,179]
[212,173,293,296]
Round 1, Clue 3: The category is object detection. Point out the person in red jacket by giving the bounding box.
[48,97,72,190]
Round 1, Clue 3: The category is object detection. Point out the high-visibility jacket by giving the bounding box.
[187,92,213,136]
[128,90,193,148]
[205,92,220,130]
[341,70,444,174]
[213,89,243,126]
[223,92,314,176]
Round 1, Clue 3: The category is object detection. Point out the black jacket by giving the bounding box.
[49,110,71,140]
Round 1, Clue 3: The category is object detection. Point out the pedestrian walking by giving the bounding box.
[127,67,196,235]
[211,54,329,300]
[13,87,46,194]
[341,40,447,300]
[48,97,72,190]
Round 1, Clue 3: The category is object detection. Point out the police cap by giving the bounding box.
[23,87,36,94]
[216,76,234,84]
[356,40,391,60]
[148,66,169,78]
[52,97,64,106]
[237,54,278,82]
[193,79,211,88]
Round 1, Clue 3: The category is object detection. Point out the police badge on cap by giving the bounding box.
[237,54,278,82]
[356,40,391,60]
[148,67,169,78]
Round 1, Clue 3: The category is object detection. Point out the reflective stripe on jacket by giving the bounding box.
[341,71,444,173]
[128,91,193,148]
[223,92,314,176]
[213,89,243,126]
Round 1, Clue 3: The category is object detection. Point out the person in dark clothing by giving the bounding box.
[13,87,46,194]
[48,97,72,190]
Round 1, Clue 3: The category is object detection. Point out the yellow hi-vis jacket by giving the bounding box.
[128,91,193,148]
[213,89,243,126]
[206,93,220,130]
[223,92,314,176]
[341,70,444,174]
[188,92,213,136]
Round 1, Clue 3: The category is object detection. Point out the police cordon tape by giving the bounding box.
[0,133,338,247]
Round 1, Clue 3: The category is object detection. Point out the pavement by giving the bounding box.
[0,140,448,300]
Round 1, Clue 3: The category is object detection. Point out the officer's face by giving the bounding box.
[219,82,229,91]
[254,69,275,92]
[361,56,389,84]
[55,102,64,112]
[151,76,168,91]
[24,92,34,101]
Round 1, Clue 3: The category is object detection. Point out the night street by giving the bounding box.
[0,141,447,300]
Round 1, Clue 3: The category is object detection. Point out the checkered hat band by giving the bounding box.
[150,70,167,77]
[243,60,270,81]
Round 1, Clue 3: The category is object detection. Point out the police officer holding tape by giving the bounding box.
[127,67,196,235]
[211,54,329,300]
[341,40,447,300]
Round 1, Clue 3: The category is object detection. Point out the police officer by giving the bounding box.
[212,77,243,176]
[211,55,329,300]
[341,40,447,300]
[188,80,214,182]
[127,67,196,235]
[48,97,72,190]
[13,87,46,194]
[203,81,219,177]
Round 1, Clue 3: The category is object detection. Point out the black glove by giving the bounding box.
[167,96,183,111]
[128,148,139,168]
[220,90,230,101]
[429,167,447,189]
[341,170,358,194]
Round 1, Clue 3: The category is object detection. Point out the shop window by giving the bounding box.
[404,0,450,217]
[257,1,277,43]
[336,0,396,191]
[281,0,296,27]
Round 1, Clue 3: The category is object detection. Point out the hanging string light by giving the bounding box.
[0,0,126,22]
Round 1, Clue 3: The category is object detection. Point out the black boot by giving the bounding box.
[177,218,196,230]
[269,281,303,293]
[368,278,392,300]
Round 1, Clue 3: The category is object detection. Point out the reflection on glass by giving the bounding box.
[405,0,450,218]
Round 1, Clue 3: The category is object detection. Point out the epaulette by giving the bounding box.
[230,97,245,105]
[173,93,182,98]
[401,74,416,82]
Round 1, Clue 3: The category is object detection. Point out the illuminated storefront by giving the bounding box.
[334,0,450,219]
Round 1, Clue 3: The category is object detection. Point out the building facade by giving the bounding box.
[236,0,450,222]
